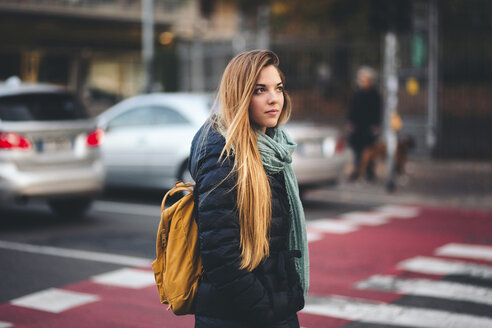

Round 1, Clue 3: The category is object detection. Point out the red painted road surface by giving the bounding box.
[1,205,492,327]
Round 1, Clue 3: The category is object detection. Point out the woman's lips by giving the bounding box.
[265,109,279,115]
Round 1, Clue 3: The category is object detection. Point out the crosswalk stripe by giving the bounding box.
[302,295,492,327]
[397,256,492,279]
[338,212,390,226]
[307,206,420,238]
[10,288,99,313]
[307,219,358,234]
[355,274,492,306]
[91,268,155,289]
[374,205,419,218]
[306,231,323,243]
[436,243,492,262]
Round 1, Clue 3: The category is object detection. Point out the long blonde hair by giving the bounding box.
[214,50,291,271]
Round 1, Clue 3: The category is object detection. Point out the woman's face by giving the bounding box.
[249,65,284,133]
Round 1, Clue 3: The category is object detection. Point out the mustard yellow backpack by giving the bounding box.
[152,181,202,315]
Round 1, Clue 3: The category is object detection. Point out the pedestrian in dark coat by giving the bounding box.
[347,66,382,181]
[188,50,309,328]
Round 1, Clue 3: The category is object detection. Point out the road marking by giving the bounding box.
[397,256,492,279]
[306,231,323,243]
[303,295,492,327]
[307,219,358,234]
[355,274,492,306]
[436,243,492,262]
[0,240,152,267]
[92,268,155,289]
[92,200,160,217]
[0,322,12,328]
[338,211,390,226]
[374,205,420,218]
[10,288,99,313]
[307,206,420,238]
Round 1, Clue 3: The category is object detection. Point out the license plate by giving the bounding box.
[298,141,322,157]
[37,138,74,153]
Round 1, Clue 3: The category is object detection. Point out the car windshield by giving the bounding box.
[0,92,89,121]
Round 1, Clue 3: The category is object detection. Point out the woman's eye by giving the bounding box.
[254,88,265,94]
[277,86,284,92]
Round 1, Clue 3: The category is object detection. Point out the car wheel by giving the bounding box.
[299,186,308,203]
[48,197,93,218]
[171,162,195,201]
[179,161,195,184]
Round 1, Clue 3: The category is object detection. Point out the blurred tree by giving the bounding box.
[368,0,412,32]
[236,0,266,15]
[200,0,215,18]
[268,0,382,82]
[269,0,370,38]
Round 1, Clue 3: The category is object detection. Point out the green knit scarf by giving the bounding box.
[257,127,309,296]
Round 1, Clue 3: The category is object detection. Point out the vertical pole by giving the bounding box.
[68,55,80,92]
[191,34,205,92]
[233,9,247,54]
[427,0,439,151]
[383,32,399,192]
[142,0,154,93]
[177,42,190,91]
[257,4,270,50]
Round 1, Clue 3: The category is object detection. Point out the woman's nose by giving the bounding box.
[267,90,280,104]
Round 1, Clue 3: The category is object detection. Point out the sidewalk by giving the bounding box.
[306,159,492,209]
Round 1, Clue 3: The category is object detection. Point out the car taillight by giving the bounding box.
[86,128,104,147]
[0,132,32,150]
[335,136,345,153]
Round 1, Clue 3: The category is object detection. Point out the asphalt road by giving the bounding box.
[1,189,492,328]
[0,189,371,304]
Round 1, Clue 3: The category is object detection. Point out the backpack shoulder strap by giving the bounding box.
[161,181,195,211]
[155,181,195,257]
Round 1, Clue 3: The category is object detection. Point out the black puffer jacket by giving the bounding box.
[188,121,304,328]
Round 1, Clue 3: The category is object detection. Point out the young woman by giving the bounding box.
[188,50,309,328]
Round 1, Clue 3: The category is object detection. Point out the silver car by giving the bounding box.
[97,93,212,190]
[286,122,350,189]
[0,78,104,217]
[98,93,349,192]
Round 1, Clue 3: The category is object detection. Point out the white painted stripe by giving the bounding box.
[306,231,323,243]
[356,274,492,306]
[0,322,13,328]
[340,211,390,220]
[92,200,160,217]
[374,205,419,218]
[0,240,152,267]
[339,212,390,226]
[11,288,99,313]
[307,219,358,234]
[306,207,419,238]
[398,256,492,279]
[92,268,155,289]
[436,243,492,262]
[303,295,492,327]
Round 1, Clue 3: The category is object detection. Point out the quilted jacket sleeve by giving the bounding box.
[195,146,275,326]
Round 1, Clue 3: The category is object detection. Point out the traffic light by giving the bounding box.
[369,0,412,32]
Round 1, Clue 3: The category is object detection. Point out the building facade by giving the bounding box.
[1,0,490,158]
